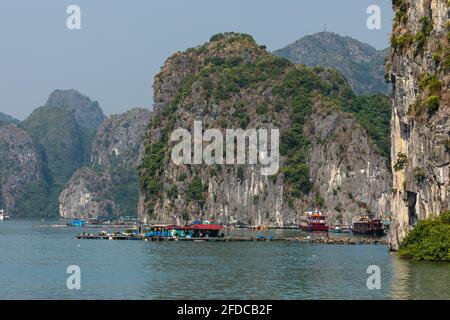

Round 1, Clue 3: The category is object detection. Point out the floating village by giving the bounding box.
[63,211,389,245]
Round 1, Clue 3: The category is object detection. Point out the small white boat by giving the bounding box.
[0,209,10,220]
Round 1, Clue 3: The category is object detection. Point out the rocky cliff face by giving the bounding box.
[139,33,391,226]
[387,0,450,250]
[0,124,48,217]
[46,89,105,131]
[274,32,390,94]
[305,105,391,225]
[59,108,152,219]
[0,90,106,217]
[21,106,89,215]
[90,108,151,169]
[59,168,115,219]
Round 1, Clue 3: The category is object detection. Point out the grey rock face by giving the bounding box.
[138,34,392,226]
[0,124,47,217]
[139,103,391,226]
[46,89,106,131]
[21,106,88,216]
[387,0,449,250]
[59,108,152,219]
[59,168,116,219]
[91,108,152,169]
[305,105,391,225]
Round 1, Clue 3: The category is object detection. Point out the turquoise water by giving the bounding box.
[0,220,448,300]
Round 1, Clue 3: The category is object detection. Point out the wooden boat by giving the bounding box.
[351,216,384,236]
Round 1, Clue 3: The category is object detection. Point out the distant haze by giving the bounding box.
[0,0,393,120]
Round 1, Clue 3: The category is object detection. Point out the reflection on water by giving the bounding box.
[0,220,448,299]
[390,255,450,300]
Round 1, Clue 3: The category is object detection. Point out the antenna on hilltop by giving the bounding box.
[324,24,327,32]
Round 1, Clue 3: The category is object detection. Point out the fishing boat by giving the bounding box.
[299,211,329,232]
[330,224,352,233]
[329,225,342,233]
[0,209,10,220]
[341,226,352,233]
[351,215,384,236]
[68,219,86,227]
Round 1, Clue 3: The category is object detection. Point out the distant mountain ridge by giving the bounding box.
[0,89,151,218]
[273,32,389,94]
[21,105,93,215]
[0,90,106,217]
[59,108,152,219]
[45,89,106,131]
[0,112,19,125]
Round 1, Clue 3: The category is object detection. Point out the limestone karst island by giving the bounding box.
[0,0,448,301]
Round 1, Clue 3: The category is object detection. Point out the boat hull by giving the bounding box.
[300,225,329,232]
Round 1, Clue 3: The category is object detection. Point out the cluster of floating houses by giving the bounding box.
[72,211,389,243]
[76,219,225,241]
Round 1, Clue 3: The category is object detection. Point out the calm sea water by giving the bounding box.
[0,220,448,300]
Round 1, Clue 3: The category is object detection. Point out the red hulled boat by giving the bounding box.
[299,211,329,232]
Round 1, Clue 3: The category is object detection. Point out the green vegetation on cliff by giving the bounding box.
[21,106,92,215]
[140,32,392,218]
[343,94,391,160]
[273,32,389,94]
[398,211,450,262]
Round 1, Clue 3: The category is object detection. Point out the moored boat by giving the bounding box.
[0,209,10,221]
[68,219,86,227]
[351,215,384,236]
[329,225,342,233]
[299,211,329,232]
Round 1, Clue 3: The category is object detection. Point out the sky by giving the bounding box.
[0,0,393,120]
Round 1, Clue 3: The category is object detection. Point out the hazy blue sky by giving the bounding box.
[0,0,393,120]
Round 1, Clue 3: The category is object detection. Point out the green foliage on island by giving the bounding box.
[419,74,442,95]
[274,68,325,196]
[273,32,390,95]
[12,180,50,218]
[425,96,440,112]
[391,33,413,50]
[342,94,392,160]
[139,140,166,215]
[394,152,408,171]
[398,211,450,262]
[186,176,206,208]
[107,167,140,217]
[139,32,392,216]
[393,0,408,24]
[21,106,93,215]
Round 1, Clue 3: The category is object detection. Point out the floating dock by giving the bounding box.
[75,234,386,245]
[35,224,142,229]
